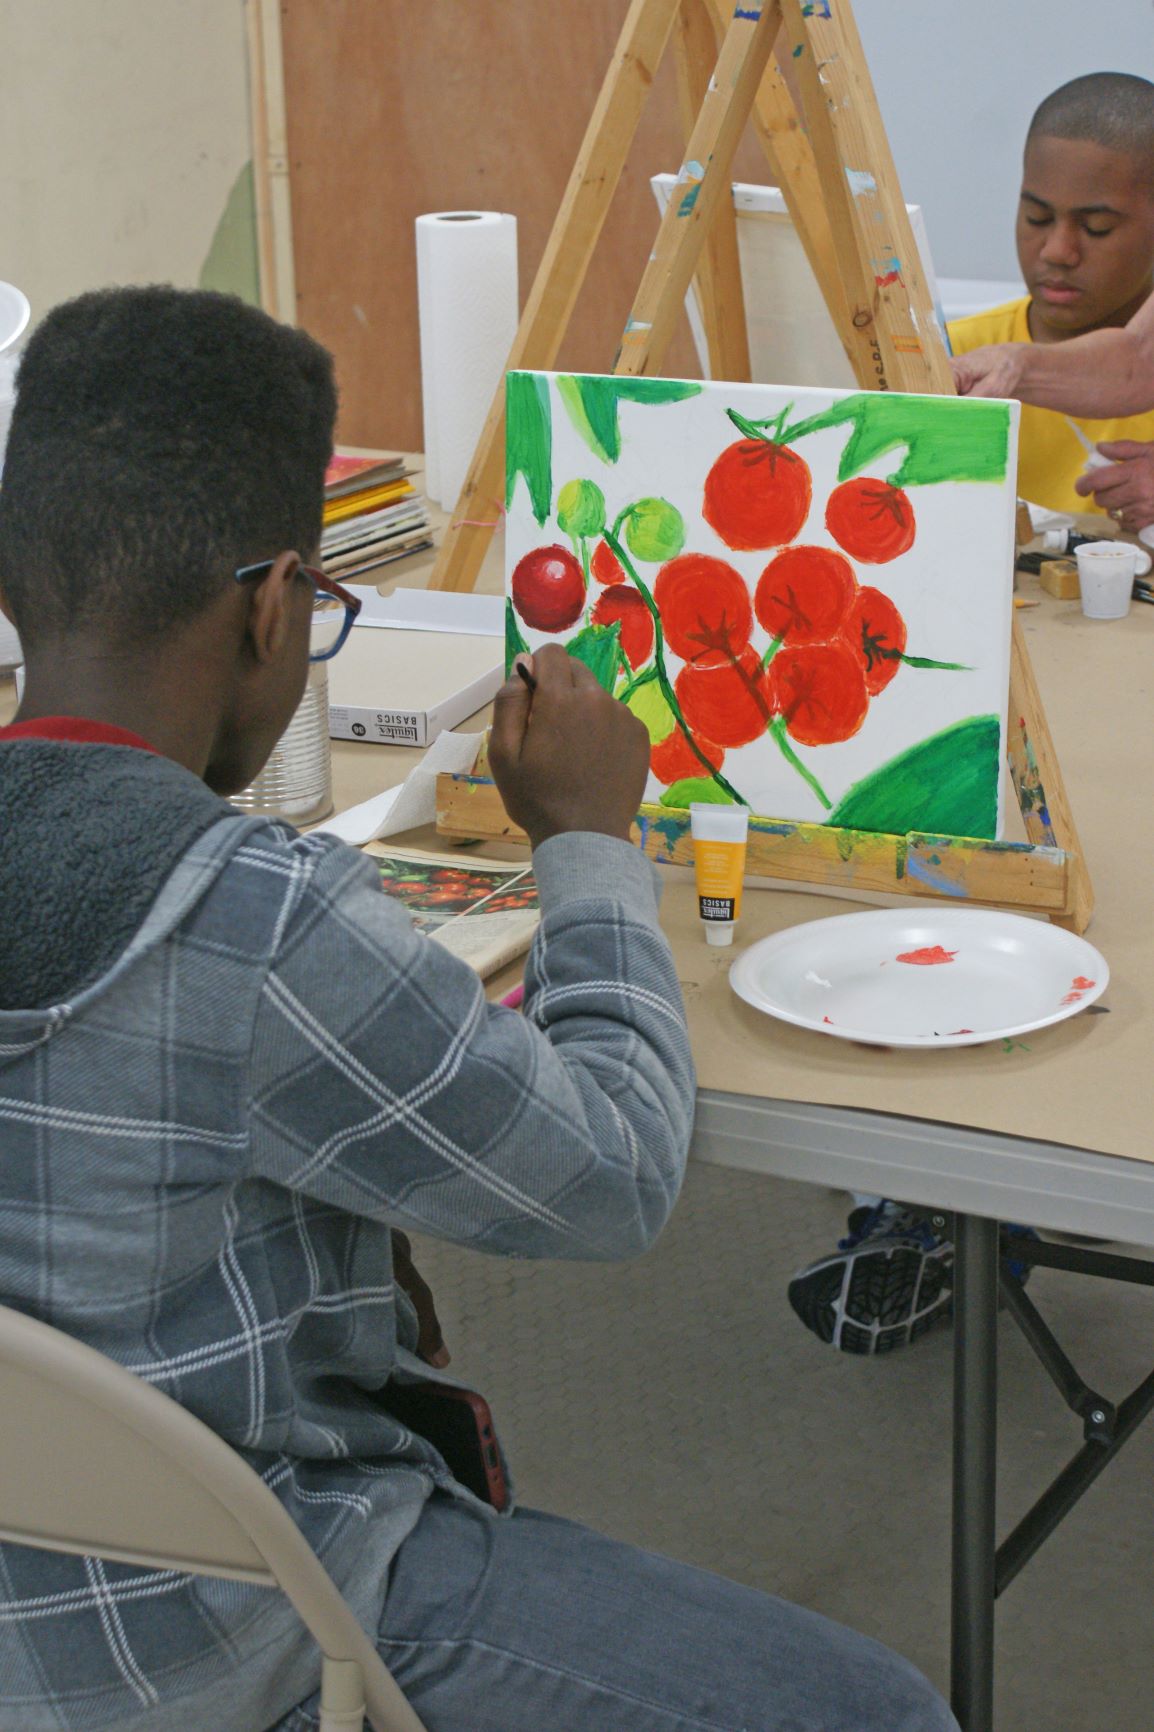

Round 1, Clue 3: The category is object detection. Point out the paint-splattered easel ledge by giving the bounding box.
[435,772,1072,921]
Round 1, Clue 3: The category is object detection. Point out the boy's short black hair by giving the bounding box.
[1028,73,1154,174]
[0,285,337,646]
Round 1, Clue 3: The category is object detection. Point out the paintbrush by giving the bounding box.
[515,660,537,694]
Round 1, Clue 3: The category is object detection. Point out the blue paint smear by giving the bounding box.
[905,853,968,898]
[802,0,831,14]
[678,184,702,217]
[734,5,762,17]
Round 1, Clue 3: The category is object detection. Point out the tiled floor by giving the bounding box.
[411,1160,1154,1731]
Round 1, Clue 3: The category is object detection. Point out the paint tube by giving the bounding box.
[1038,529,1108,555]
[690,803,749,948]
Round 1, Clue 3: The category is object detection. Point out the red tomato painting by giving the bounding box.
[768,641,869,747]
[654,553,753,662]
[703,439,812,551]
[825,478,916,563]
[591,584,654,670]
[591,539,626,586]
[845,586,908,695]
[511,545,586,632]
[754,545,857,644]
[675,645,771,748]
[650,726,724,785]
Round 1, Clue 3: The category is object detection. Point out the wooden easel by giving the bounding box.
[428,0,1093,933]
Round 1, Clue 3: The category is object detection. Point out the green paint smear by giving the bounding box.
[660,777,733,808]
[567,620,621,691]
[626,677,675,743]
[781,392,1011,488]
[505,598,530,677]
[557,375,703,465]
[829,714,1001,837]
[199,160,260,306]
[506,373,553,525]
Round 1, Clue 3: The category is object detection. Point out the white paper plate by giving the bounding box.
[729,908,1108,1049]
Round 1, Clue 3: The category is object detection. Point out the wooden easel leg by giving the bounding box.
[615,2,783,378]
[778,0,953,395]
[672,0,751,383]
[427,0,682,593]
[1007,617,1094,931]
[699,0,857,377]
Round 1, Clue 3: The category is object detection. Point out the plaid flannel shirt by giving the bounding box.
[0,742,694,1730]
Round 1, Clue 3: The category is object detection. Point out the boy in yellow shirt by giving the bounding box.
[949,72,1154,523]
[787,88,1154,1363]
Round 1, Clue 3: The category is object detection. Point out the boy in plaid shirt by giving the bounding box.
[0,287,954,1732]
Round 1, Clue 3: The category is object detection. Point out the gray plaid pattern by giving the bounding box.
[0,769,693,1731]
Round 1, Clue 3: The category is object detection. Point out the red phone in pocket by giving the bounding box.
[384,1378,509,1512]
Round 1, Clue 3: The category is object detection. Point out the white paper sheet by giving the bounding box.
[313,729,485,845]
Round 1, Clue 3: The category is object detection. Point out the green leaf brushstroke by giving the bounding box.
[829,714,1001,837]
[660,777,733,808]
[505,598,530,677]
[506,372,552,525]
[566,620,622,692]
[778,392,1012,488]
[558,375,703,464]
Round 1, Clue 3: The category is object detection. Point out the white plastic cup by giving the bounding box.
[1075,540,1136,620]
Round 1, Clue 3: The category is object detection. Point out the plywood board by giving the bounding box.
[280,0,770,450]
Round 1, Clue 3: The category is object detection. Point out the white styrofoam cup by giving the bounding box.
[1075,540,1136,620]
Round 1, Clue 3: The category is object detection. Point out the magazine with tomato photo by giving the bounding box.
[365,846,539,979]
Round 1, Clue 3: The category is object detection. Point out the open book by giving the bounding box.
[366,845,538,979]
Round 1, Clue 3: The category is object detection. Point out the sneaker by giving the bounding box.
[788,1204,1035,1355]
[788,1202,954,1355]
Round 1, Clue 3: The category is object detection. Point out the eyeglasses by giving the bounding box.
[234,559,362,662]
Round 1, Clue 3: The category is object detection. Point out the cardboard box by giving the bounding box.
[328,589,504,746]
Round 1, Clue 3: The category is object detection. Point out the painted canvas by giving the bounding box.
[504,373,1019,838]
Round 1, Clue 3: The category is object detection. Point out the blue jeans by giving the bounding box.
[277,1495,958,1732]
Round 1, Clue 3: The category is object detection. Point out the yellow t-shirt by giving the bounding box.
[947,296,1154,516]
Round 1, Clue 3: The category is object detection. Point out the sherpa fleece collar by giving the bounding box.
[0,731,237,1011]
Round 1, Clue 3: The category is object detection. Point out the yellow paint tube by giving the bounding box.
[690,803,749,948]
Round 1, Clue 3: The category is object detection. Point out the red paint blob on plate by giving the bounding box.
[895,945,957,966]
[1072,976,1096,990]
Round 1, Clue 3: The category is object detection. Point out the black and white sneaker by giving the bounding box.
[787,1201,955,1355]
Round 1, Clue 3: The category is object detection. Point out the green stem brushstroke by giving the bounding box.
[899,652,971,672]
[759,392,1012,488]
[602,524,747,805]
[616,663,659,706]
[506,372,552,525]
[559,375,704,465]
[769,717,832,810]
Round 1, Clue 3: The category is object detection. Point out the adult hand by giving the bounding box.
[1075,440,1154,534]
[951,343,1029,400]
[488,643,650,848]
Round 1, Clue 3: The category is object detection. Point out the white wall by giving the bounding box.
[856,0,1154,283]
[0,1,255,327]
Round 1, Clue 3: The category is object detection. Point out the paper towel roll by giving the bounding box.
[416,211,517,510]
